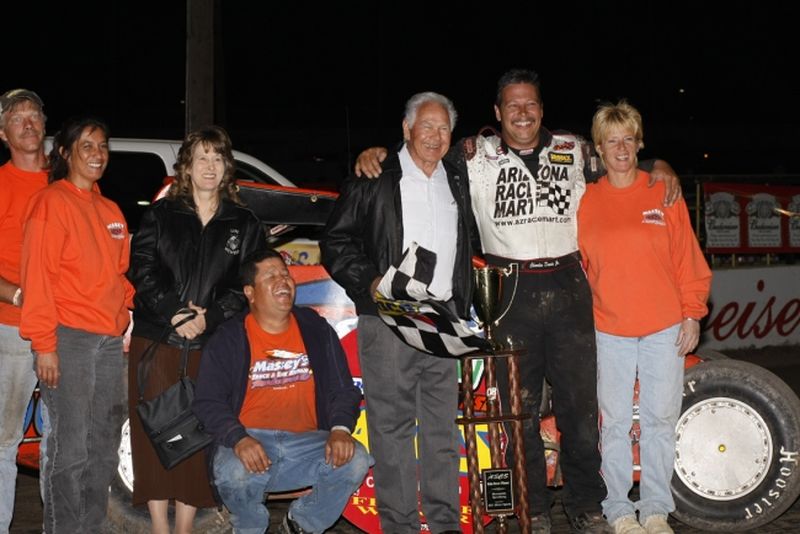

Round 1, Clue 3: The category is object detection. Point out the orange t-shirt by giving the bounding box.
[0,162,48,326]
[240,313,317,432]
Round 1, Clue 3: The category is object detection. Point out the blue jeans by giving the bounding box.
[596,324,684,523]
[40,326,126,534]
[213,429,371,534]
[0,323,37,533]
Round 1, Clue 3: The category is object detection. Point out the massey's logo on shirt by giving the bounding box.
[494,165,573,220]
[250,350,312,388]
[642,208,666,226]
[106,222,126,239]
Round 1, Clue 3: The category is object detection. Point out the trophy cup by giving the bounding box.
[472,264,519,346]
[458,263,529,533]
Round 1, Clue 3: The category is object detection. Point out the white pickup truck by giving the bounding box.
[41,137,295,232]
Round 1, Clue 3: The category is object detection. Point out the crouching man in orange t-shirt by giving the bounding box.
[194,249,372,534]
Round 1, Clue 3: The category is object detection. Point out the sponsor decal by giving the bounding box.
[553,141,575,151]
[107,222,126,239]
[548,152,574,165]
[493,166,535,219]
[536,182,572,215]
[642,208,666,226]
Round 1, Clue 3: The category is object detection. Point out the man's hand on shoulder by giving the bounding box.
[354,147,388,179]
[325,428,355,468]
[648,160,682,207]
[463,136,477,161]
[234,436,271,474]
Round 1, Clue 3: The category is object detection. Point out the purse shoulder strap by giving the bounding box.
[137,310,196,401]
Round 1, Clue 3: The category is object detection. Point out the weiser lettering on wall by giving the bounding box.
[702,265,800,350]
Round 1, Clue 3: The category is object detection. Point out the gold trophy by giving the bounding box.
[459,262,529,533]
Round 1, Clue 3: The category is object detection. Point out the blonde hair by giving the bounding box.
[591,100,645,156]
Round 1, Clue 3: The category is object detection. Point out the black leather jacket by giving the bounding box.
[320,150,474,319]
[128,197,265,347]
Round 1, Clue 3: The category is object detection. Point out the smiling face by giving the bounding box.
[597,126,639,175]
[402,101,452,175]
[64,126,109,190]
[189,142,225,195]
[245,257,297,321]
[495,82,544,150]
[0,100,46,156]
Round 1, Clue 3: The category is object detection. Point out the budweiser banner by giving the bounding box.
[702,265,800,350]
[704,183,800,253]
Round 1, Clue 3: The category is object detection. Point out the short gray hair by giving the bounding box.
[404,92,457,131]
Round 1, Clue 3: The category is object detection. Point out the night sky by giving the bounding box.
[3,1,799,187]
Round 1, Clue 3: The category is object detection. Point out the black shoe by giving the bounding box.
[531,513,552,534]
[570,511,609,534]
[280,512,308,534]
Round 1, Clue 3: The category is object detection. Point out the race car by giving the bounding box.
[17,181,800,533]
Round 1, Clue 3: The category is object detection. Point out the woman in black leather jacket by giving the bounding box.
[126,126,265,534]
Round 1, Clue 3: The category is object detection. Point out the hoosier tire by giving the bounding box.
[671,359,800,531]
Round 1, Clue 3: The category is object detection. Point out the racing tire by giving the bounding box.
[693,348,729,361]
[105,418,231,533]
[671,359,800,531]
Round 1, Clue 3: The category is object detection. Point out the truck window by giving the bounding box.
[234,160,281,185]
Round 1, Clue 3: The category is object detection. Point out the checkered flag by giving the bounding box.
[375,243,489,357]
[537,182,572,215]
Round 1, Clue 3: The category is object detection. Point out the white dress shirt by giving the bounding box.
[398,145,458,300]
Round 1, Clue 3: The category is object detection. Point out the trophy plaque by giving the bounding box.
[457,263,529,533]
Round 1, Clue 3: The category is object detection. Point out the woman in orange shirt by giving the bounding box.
[578,102,712,534]
[20,117,134,534]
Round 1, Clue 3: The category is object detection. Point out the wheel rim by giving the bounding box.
[117,418,135,493]
[675,396,773,501]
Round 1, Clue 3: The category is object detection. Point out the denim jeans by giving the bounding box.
[40,326,126,534]
[213,428,371,534]
[0,323,37,533]
[596,324,684,523]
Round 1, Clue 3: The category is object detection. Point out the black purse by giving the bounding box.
[136,312,213,470]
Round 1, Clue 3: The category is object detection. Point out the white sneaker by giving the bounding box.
[642,515,674,534]
[612,515,647,534]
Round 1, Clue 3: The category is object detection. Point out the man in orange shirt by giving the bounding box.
[0,88,49,533]
[194,249,371,534]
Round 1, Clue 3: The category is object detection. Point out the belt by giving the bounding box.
[487,251,581,274]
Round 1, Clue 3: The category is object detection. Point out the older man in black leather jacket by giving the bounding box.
[321,92,473,534]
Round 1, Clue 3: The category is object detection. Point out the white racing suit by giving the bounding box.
[461,129,607,520]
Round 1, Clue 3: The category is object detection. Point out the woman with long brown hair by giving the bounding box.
[127,126,265,533]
